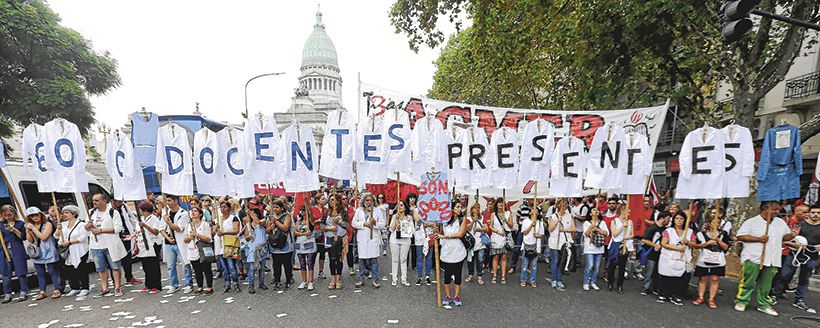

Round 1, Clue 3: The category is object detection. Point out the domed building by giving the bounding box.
[274,7,343,147]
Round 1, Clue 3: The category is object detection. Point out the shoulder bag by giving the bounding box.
[495,213,514,252]
[268,213,289,249]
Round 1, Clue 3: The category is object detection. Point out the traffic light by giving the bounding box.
[721,0,758,43]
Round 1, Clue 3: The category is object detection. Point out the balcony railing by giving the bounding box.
[784,71,820,100]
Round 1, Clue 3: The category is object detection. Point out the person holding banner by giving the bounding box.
[519,208,545,288]
[389,200,415,287]
[86,194,128,297]
[606,206,633,295]
[135,201,163,294]
[0,205,28,303]
[466,203,487,285]
[159,195,193,294]
[488,198,512,284]
[582,208,609,291]
[437,201,468,306]
[218,198,242,293]
[55,205,91,299]
[657,211,694,306]
[294,209,317,291]
[244,207,269,294]
[691,213,731,309]
[267,199,294,290]
[25,207,62,300]
[184,207,214,294]
[734,201,801,316]
[413,200,435,286]
[547,198,575,291]
[322,194,348,289]
[352,193,385,289]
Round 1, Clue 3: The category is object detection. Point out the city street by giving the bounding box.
[1,256,817,328]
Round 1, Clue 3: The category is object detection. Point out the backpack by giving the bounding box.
[267,213,289,249]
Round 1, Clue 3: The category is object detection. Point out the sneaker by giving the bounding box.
[530,281,537,288]
[372,281,380,288]
[297,282,307,290]
[222,286,232,294]
[77,289,90,298]
[734,303,746,312]
[442,296,452,306]
[392,279,398,287]
[355,280,364,288]
[793,300,817,314]
[425,277,432,286]
[640,289,649,296]
[307,283,314,291]
[258,283,268,290]
[113,289,123,297]
[402,281,411,287]
[756,307,778,316]
[453,296,462,306]
[1,294,11,304]
[349,268,356,276]
[16,292,27,302]
[182,286,193,294]
[521,282,527,288]
[148,288,160,294]
[415,278,422,286]
[551,281,557,288]
[318,272,326,279]
[657,296,667,304]
[583,284,590,291]
[670,298,683,306]
[590,283,600,291]
[127,278,143,284]
[234,284,242,293]
[556,283,565,291]
[248,285,255,294]
[65,289,80,297]
[635,273,645,281]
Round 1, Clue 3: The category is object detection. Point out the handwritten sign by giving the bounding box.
[417,172,451,223]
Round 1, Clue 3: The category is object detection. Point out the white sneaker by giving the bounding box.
[734,303,746,312]
[392,280,398,287]
[307,283,314,291]
[590,283,600,291]
[401,281,411,287]
[166,287,179,294]
[182,286,193,294]
[76,289,90,298]
[583,284,590,291]
[756,307,778,316]
[297,282,307,290]
[65,290,80,297]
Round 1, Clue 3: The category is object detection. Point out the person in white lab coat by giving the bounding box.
[352,193,386,288]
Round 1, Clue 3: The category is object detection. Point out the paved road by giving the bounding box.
[1,255,818,328]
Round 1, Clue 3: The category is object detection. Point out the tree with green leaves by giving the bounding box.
[391,0,819,136]
[0,0,120,144]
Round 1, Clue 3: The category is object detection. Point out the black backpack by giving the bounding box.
[267,213,289,249]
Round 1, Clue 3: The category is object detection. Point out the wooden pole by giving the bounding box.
[622,197,630,254]
[680,202,694,260]
[760,219,771,270]
[133,201,149,250]
[51,192,60,226]
[434,237,442,308]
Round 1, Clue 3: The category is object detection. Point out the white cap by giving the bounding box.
[25,207,42,216]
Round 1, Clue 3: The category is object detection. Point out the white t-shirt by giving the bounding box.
[88,207,127,262]
[738,215,791,267]
[582,220,609,255]
[609,218,634,252]
[521,218,544,246]
[548,211,574,250]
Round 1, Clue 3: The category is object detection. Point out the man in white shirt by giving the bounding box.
[734,201,801,316]
[111,199,142,284]
[160,195,193,294]
[85,194,127,297]
[520,211,544,287]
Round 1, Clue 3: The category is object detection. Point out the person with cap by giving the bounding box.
[86,193,128,297]
[25,206,63,300]
[55,205,91,299]
[0,205,30,303]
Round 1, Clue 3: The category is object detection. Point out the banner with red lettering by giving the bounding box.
[360,82,669,200]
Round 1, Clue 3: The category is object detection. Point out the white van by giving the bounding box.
[0,161,112,288]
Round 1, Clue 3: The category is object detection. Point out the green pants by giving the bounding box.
[735,260,778,309]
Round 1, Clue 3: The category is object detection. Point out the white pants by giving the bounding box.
[390,242,411,282]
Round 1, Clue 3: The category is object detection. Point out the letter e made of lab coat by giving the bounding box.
[691,146,714,175]
[563,152,579,178]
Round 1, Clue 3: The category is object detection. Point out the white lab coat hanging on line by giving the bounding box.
[518,119,555,186]
[676,127,726,200]
[155,123,194,196]
[193,128,225,196]
[585,124,627,191]
[244,113,281,185]
[460,126,494,189]
[445,126,470,188]
[356,116,389,184]
[279,123,320,192]
[410,115,446,178]
[22,124,54,192]
[217,127,255,199]
[43,118,88,193]
[720,124,754,198]
[319,109,356,180]
[620,132,652,195]
[106,131,147,201]
[490,126,520,189]
[550,136,587,197]
[383,108,412,175]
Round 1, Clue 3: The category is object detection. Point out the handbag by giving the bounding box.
[59,221,80,260]
[268,213,289,249]
[523,243,538,259]
[495,213,513,252]
[197,240,216,263]
[590,220,606,247]
[460,230,475,250]
[24,240,40,259]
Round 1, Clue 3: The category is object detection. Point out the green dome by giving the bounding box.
[301,10,338,68]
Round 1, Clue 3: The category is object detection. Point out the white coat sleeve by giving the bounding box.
[155,129,167,174]
[679,134,692,180]
[741,130,755,177]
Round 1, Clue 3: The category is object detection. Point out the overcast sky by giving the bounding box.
[47,0,453,130]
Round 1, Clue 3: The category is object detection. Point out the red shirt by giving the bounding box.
[602,210,619,244]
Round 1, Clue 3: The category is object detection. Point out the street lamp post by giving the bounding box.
[244,72,286,118]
